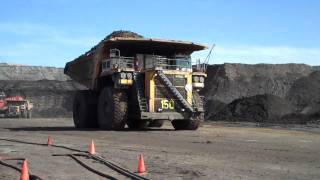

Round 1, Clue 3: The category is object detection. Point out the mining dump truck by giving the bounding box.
[0,91,33,118]
[64,31,207,130]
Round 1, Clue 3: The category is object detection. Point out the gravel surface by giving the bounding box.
[1,118,320,179]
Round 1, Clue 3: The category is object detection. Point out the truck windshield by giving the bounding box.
[175,58,191,69]
[144,55,192,70]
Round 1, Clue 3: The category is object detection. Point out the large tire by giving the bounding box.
[98,87,128,130]
[148,120,164,128]
[86,91,98,127]
[172,90,204,130]
[127,119,149,129]
[171,119,201,130]
[73,90,98,128]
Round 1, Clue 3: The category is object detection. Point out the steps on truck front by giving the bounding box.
[192,91,204,112]
[133,73,148,112]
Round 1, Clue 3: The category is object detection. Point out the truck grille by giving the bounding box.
[155,74,186,86]
[154,74,187,99]
[155,86,187,99]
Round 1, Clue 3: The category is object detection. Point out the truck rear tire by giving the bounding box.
[73,90,98,128]
[171,119,201,130]
[149,120,164,128]
[98,87,127,130]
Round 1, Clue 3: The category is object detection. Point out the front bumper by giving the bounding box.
[140,111,202,121]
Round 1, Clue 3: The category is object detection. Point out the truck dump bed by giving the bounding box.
[64,31,207,89]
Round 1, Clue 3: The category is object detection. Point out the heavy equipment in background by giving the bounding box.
[0,91,33,118]
[64,31,207,130]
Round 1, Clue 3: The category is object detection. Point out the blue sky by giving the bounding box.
[0,0,319,67]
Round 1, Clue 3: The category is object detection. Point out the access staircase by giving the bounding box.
[133,73,148,112]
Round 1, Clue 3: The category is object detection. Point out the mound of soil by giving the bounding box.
[214,94,293,123]
[286,71,320,121]
[205,99,227,120]
[204,63,319,123]
[104,30,143,39]
[81,30,144,57]
[0,64,68,81]
[203,63,313,104]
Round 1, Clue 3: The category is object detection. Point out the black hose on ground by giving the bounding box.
[0,160,20,172]
[68,154,118,180]
[0,138,151,180]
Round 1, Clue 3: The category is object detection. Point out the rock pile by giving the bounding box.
[204,63,320,123]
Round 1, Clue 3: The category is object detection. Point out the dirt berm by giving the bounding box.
[204,63,320,123]
[0,64,85,118]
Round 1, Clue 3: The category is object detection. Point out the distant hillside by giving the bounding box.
[313,66,320,71]
[0,64,85,118]
[0,64,69,81]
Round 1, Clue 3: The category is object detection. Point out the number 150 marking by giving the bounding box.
[161,99,174,110]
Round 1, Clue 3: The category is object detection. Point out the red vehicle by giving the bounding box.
[0,91,7,115]
[0,91,33,118]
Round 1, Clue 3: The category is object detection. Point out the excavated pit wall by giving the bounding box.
[203,63,320,123]
[0,64,85,118]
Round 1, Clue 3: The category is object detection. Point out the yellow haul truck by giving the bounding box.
[64,31,207,130]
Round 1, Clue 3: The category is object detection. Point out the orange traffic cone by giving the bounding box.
[47,136,52,146]
[89,140,96,155]
[20,159,29,180]
[137,154,146,174]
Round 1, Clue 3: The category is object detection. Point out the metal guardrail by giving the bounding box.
[155,57,191,70]
[112,57,134,69]
[102,57,134,70]
[103,55,192,71]
[145,56,192,71]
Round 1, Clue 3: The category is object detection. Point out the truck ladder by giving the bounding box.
[192,92,204,112]
[156,70,194,112]
[133,73,148,112]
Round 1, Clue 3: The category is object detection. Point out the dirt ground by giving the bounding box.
[0,119,320,180]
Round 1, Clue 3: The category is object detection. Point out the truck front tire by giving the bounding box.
[171,119,201,130]
[98,87,128,130]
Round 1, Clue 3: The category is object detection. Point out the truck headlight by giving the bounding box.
[199,76,205,83]
[120,72,126,79]
[193,76,199,82]
[126,73,132,80]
